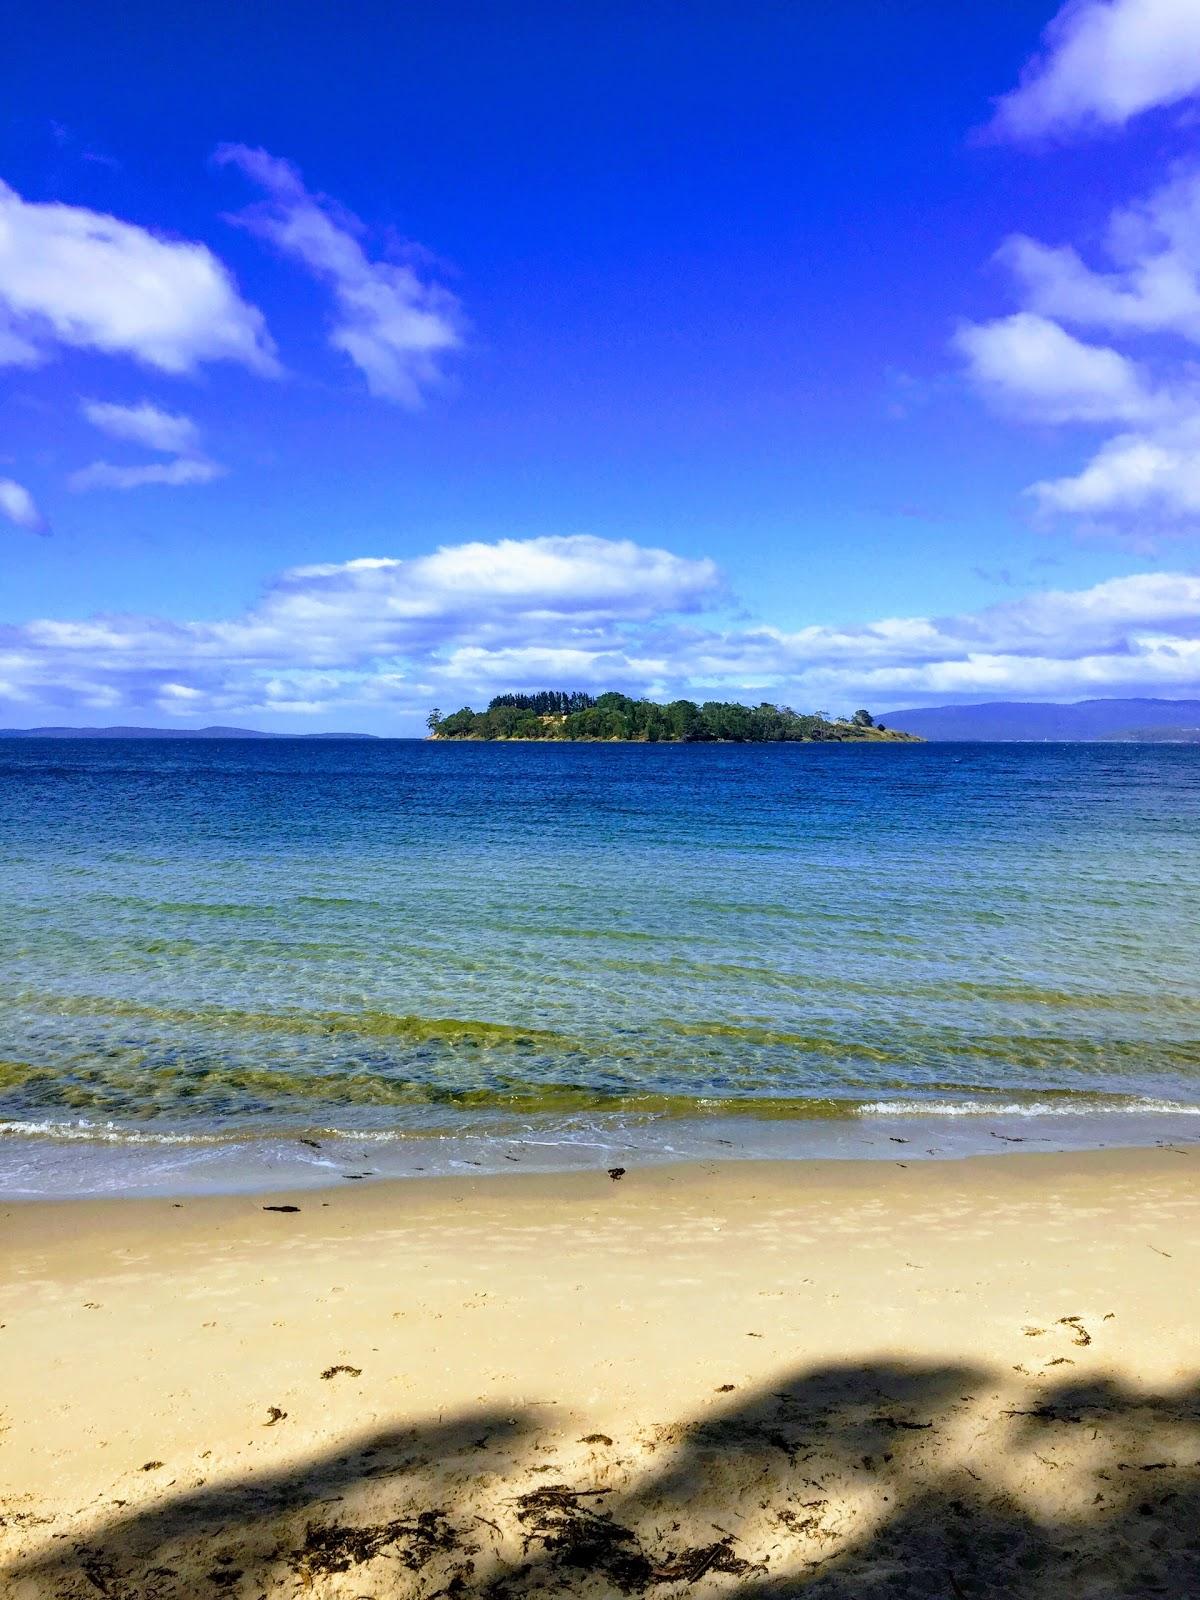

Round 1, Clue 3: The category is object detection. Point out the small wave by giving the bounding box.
[0,1119,219,1145]
[859,1097,1200,1117]
[4,1090,1199,1154]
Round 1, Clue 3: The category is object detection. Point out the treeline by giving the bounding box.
[487,691,597,716]
[429,692,914,743]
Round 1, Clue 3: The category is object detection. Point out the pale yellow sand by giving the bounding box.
[1,1148,1197,1597]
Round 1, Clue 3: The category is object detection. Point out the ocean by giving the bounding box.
[1,737,1197,1194]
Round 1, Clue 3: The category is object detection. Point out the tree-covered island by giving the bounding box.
[427,692,921,742]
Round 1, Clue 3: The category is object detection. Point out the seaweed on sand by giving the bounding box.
[292,1508,472,1580]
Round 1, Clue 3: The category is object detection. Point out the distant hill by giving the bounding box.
[0,725,379,740]
[882,699,1200,741]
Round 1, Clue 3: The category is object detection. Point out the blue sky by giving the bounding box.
[4,0,1200,730]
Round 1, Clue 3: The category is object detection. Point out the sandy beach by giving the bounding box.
[1,1147,1197,1597]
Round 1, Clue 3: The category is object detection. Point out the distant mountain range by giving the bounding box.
[6,700,1200,742]
[0,725,379,740]
[882,699,1200,742]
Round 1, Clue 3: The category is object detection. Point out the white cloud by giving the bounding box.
[960,166,1200,529]
[0,178,277,374]
[81,399,203,456]
[0,325,40,366]
[68,457,222,492]
[1030,415,1200,517]
[230,537,721,666]
[992,0,1200,140]
[955,312,1165,423]
[2,537,1199,719]
[216,145,462,406]
[2,534,720,693]
[1000,167,1200,342]
[0,477,45,533]
[69,398,222,493]
[300,535,722,617]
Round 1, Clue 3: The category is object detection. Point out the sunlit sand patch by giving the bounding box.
[1,1150,1197,1596]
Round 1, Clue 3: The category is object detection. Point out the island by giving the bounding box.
[428,692,921,742]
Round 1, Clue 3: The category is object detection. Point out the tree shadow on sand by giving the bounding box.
[5,1360,1198,1597]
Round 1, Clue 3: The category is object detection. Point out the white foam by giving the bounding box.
[858,1098,1200,1117]
[0,1119,218,1145]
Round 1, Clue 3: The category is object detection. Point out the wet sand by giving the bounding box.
[1,1147,1197,1596]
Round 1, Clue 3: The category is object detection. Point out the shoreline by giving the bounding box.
[2,1102,1198,1200]
[3,1136,1195,1212]
[3,1146,1198,1594]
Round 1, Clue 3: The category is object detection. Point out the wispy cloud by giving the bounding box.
[0,179,277,375]
[2,536,1198,720]
[80,399,203,456]
[69,399,222,492]
[0,477,46,534]
[991,0,1200,141]
[68,457,222,492]
[216,144,463,406]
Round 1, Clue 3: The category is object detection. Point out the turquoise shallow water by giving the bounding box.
[1,737,1197,1192]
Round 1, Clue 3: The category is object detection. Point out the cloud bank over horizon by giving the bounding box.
[2,534,1198,728]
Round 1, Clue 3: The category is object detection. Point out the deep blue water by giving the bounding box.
[1,738,1197,1192]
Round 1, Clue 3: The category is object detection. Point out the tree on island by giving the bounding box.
[428,692,918,743]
